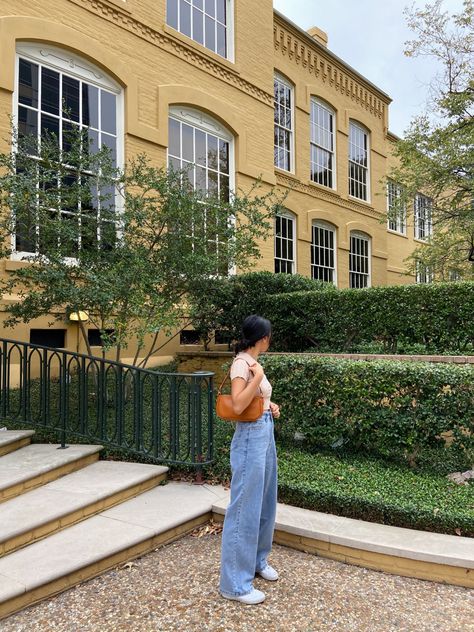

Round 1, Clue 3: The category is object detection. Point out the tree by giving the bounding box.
[388,0,474,279]
[0,124,282,365]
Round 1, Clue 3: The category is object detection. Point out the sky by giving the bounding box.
[273,0,464,137]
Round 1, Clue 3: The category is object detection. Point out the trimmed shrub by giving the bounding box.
[260,282,474,353]
[261,354,474,464]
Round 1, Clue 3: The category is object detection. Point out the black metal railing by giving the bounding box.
[0,337,214,468]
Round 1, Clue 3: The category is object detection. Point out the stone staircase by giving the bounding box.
[0,430,225,621]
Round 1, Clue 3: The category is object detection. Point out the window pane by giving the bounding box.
[182,123,194,162]
[193,7,204,44]
[207,134,218,169]
[180,0,192,37]
[62,76,80,122]
[168,118,181,158]
[205,15,216,51]
[167,0,178,29]
[41,68,60,116]
[216,23,226,57]
[100,91,116,135]
[216,0,226,23]
[18,106,38,140]
[101,133,117,168]
[195,129,206,166]
[220,173,229,202]
[41,113,60,140]
[19,59,38,108]
[219,139,229,173]
[82,84,99,128]
[205,0,215,17]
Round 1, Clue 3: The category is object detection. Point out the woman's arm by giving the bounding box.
[230,363,264,414]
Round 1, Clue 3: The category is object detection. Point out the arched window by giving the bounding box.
[168,106,234,273]
[310,99,335,189]
[13,43,123,257]
[311,221,337,284]
[348,121,370,201]
[349,231,371,288]
[275,210,296,274]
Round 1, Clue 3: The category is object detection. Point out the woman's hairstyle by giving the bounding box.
[234,315,272,354]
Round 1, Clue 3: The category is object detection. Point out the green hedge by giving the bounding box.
[261,354,474,464]
[261,281,474,353]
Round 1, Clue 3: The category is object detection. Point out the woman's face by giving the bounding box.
[262,333,271,351]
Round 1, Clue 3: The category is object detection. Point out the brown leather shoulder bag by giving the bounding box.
[215,359,264,422]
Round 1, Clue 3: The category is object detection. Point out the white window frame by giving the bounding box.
[349,231,371,288]
[310,98,336,190]
[166,0,234,61]
[348,121,370,202]
[311,221,337,285]
[274,210,296,274]
[274,73,294,173]
[416,261,433,284]
[414,193,433,241]
[12,43,124,261]
[167,105,235,274]
[387,180,406,235]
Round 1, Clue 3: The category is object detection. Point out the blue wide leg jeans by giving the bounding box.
[219,411,278,597]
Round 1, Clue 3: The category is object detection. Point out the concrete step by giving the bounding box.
[0,431,35,457]
[0,481,228,620]
[0,443,102,504]
[212,493,474,589]
[0,460,169,557]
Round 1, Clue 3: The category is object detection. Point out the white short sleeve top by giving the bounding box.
[230,352,272,410]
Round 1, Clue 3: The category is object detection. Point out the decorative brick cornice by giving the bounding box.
[68,0,273,106]
[276,173,382,219]
[274,18,386,120]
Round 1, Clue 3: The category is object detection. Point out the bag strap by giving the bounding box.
[217,358,259,396]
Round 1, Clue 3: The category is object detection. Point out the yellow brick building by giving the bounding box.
[0,0,422,358]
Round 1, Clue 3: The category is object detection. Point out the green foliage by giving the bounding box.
[387,0,474,278]
[277,448,474,536]
[261,354,474,465]
[258,282,474,353]
[0,125,282,364]
[188,271,330,347]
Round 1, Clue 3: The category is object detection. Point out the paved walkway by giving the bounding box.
[2,526,473,632]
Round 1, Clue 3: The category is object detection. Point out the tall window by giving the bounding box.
[349,232,370,288]
[348,122,369,201]
[311,222,336,284]
[274,75,293,172]
[168,106,232,273]
[274,212,295,274]
[414,194,433,240]
[14,44,121,257]
[387,180,406,234]
[166,0,230,59]
[310,99,335,188]
[416,261,433,284]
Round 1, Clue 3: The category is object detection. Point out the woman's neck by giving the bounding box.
[243,347,259,361]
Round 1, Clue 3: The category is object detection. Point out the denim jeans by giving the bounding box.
[220,411,278,597]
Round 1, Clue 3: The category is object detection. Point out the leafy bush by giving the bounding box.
[260,281,474,353]
[261,354,474,465]
[188,271,331,347]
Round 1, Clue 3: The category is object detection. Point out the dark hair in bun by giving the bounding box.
[234,315,272,354]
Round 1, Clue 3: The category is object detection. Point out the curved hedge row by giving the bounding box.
[261,354,474,465]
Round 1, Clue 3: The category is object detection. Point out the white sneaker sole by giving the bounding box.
[221,592,265,605]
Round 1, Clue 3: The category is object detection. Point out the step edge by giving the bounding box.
[0,471,168,555]
[0,512,211,620]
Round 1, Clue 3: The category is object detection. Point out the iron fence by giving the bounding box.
[0,337,214,467]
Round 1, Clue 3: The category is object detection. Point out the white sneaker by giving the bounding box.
[221,588,266,605]
[256,564,279,581]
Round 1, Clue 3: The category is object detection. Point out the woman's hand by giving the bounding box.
[248,362,264,382]
[270,401,280,419]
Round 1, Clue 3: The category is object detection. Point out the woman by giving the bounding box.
[220,315,281,605]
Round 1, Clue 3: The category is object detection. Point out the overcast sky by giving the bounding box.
[273,0,464,137]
